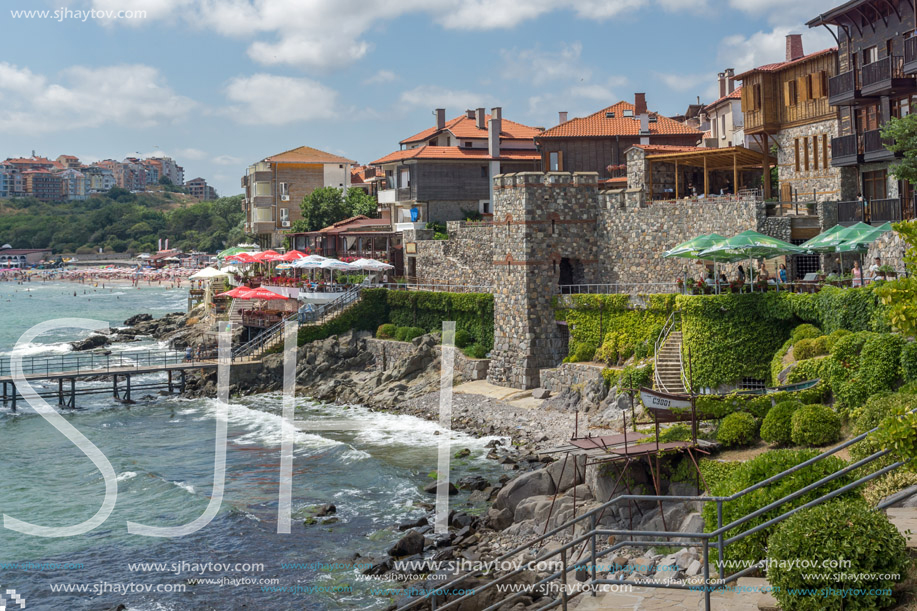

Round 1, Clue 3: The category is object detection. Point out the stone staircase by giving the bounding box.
[655,330,686,394]
[228,298,245,327]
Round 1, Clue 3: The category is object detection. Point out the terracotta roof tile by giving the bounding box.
[400,114,542,145]
[704,86,743,111]
[734,47,837,80]
[628,144,704,154]
[266,145,356,165]
[539,101,703,139]
[371,146,540,166]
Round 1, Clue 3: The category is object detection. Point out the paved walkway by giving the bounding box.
[887,507,917,549]
[573,577,777,611]
[452,380,544,409]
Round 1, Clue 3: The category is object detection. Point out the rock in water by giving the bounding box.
[123,313,153,326]
[388,530,425,557]
[70,335,110,351]
[315,504,336,516]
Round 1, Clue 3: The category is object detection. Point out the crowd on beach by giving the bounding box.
[0,266,193,289]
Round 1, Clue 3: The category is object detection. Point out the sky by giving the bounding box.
[0,0,844,196]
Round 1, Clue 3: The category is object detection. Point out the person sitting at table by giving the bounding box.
[736,265,746,284]
[868,257,883,282]
[757,263,769,282]
[718,273,728,285]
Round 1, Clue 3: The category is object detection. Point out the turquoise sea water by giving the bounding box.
[0,280,502,610]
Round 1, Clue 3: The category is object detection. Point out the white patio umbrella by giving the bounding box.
[350,257,394,270]
[319,258,357,285]
[189,266,229,279]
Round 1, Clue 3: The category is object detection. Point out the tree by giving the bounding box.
[876,219,917,337]
[158,175,173,186]
[881,114,917,185]
[299,187,362,232]
[346,188,378,218]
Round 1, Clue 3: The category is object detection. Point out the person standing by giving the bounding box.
[852,260,863,287]
[778,263,788,284]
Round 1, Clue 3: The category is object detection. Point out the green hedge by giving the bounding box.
[702,449,854,567]
[554,294,674,364]
[295,288,388,346]
[387,290,494,351]
[695,382,829,420]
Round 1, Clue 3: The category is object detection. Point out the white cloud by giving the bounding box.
[221,73,338,125]
[727,0,840,26]
[174,147,208,160]
[655,0,707,10]
[717,26,835,75]
[526,76,627,127]
[0,63,195,135]
[87,0,658,70]
[654,71,710,93]
[365,70,398,85]
[212,154,241,165]
[501,42,591,86]
[399,85,487,112]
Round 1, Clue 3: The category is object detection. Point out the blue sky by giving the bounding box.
[0,0,842,195]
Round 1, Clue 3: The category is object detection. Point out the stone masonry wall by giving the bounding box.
[414,223,495,288]
[539,362,605,394]
[365,338,490,381]
[867,231,907,272]
[774,120,843,202]
[487,172,602,389]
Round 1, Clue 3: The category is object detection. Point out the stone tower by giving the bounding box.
[486,172,602,389]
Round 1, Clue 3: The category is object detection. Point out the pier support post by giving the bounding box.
[58,378,64,407]
[125,374,131,402]
[113,374,120,400]
[168,370,174,394]
[179,370,186,395]
[69,378,75,408]
[11,383,16,412]
[2,381,6,406]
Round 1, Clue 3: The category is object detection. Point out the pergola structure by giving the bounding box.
[646,145,777,200]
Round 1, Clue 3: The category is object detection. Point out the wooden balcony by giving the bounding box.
[861,56,916,97]
[828,69,862,106]
[836,200,865,225]
[830,134,862,167]
[863,129,896,163]
[904,37,917,75]
[869,198,903,223]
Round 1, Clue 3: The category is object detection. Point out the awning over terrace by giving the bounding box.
[646,145,778,199]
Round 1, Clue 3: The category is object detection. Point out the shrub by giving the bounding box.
[858,333,906,394]
[701,449,853,566]
[790,404,841,446]
[462,343,489,359]
[785,357,828,385]
[863,470,917,506]
[767,498,907,611]
[395,326,426,342]
[453,329,473,349]
[760,400,800,446]
[619,362,654,390]
[601,368,621,389]
[658,423,692,443]
[793,335,829,360]
[824,328,851,351]
[901,341,917,383]
[791,323,823,343]
[569,342,597,363]
[716,412,758,448]
[376,323,397,339]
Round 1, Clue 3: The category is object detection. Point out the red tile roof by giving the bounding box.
[704,86,743,111]
[734,48,837,81]
[628,144,704,154]
[371,146,540,166]
[539,101,703,139]
[317,215,392,234]
[266,145,356,165]
[401,114,543,145]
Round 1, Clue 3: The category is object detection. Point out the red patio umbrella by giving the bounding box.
[241,286,288,300]
[227,253,256,263]
[253,250,281,262]
[216,286,254,298]
[279,250,307,261]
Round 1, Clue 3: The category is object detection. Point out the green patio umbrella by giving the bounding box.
[835,222,893,253]
[697,230,806,291]
[799,224,845,252]
[663,233,727,259]
[803,222,874,253]
[217,246,257,259]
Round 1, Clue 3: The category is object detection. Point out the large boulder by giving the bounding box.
[70,334,110,351]
[546,456,586,493]
[123,313,152,326]
[388,530,425,557]
[492,470,556,514]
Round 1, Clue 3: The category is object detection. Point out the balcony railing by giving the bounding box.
[863,128,895,161]
[906,37,917,73]
[869,198,903,223]
[830,134,862,166]
[828,69,859,105]
[861,56,908,95]
[836,200,865,224]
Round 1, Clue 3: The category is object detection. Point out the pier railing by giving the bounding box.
[394,415,914,611]
[0,348,195,378]
[557,283,681,295]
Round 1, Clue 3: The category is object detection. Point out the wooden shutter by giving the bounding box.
[781,183,792,201]
[804,137,810,171]
[784,81,792,106]
[794,138,801,171]
[822,134,829,167]
[557,151,564,172]
[813,137,819,170]
[741,85,749,112]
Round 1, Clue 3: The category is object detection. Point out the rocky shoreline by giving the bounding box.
[115,311,708,610]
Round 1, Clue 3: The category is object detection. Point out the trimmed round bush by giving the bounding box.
[850,391,917,464]
[791,404,841,446]
[716,412,758,448]
[791,323,823,343]
[453,329,473,349]
[701,449,853,567]
[760,400,800,446]
[786,357,828,385]
[901,341,917,383]
[376,323,397,339]
[767,498,908,611]
[395,326,426,342]
[462,343,488,359]
[824,328,852,352]
[794,336,829,360]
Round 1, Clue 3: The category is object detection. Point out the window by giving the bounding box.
[753,84,762,110]
[785,79,798,106]
[803,137,810,171]
[863,45,878,65]
[253,207,273,223]
[549,151,563,171]
[278,182,289,196]
[813,137,819,170]
[279,208,289,222]
[605,111,615,118]
[623,109,634,117]
[864,170,887,200]
[822,134,829,167]
[479,200,490,214]
[254,181,271,196]
[794,138,801,172]
[464,141,473,148]
[720,115,726,139]
[481,165,488,178]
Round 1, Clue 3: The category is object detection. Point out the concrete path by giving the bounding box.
[887,507,917,549]
[452,380,544,409]
[572,577,777,611]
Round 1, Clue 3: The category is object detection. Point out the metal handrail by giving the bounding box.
[0,348,203,377]
[395,413,914,611]
[557,283,681,295]
[380,282,492,294]
[653,311,677,393]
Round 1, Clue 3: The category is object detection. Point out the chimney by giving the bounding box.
[786,34,804,61]
[475,107,487,129]
[466,109,475,119]
[718,72,726,98]
[488,107,502,158]
[435,108,445,130]
[634,93,647,116]
[558,111,568,124]
[726,68,735,93]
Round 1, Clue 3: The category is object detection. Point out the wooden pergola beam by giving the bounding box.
[703,155,709,198]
